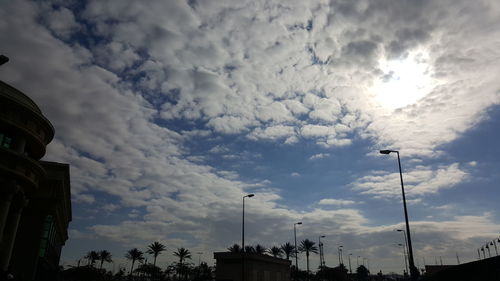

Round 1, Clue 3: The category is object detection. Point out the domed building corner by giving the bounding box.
[0,80,72,280]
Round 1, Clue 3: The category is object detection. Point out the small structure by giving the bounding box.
[214,252,291,281]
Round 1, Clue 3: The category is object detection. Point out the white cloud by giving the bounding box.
[309,153,330,160]
[352,163,470,199]
[318,198,357,206]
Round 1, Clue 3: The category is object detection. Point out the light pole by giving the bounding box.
[380,150,418,280]
[396,229,409,274]
[294,222,302,273]
[486,243,491,257]
[197,252,203,266]
[348,253,353,273]
[318,235,325,268]
[357,256,360,268]
[242,193,254,281]
[338,246,343,266]
[399,243,409,275]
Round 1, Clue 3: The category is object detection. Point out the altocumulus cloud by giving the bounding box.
[1,0,500,273]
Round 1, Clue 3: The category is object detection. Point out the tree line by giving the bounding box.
[63,241,212,281]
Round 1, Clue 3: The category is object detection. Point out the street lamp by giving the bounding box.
[338,245,343,266]
[396,229,409,274]
[197,252,203,266]
[294,222,302,272]
[380,149,418,280]
[242,193,254,281]
[491,240,499,256]
[398,243,409,275]
[318,235,326,268]
[348,253,353,273]
[357,256,360,268]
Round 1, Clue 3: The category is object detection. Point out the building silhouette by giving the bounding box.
[0,81,71,280]
[214,252,291,281]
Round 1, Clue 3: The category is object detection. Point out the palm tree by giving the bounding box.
[125,248,144,275]
[254,244,267,255]
[98,250,112,269]
[84,250,100,267]
[244,245,255,253]
[227,244,242,253]
[299,239,318,273]
[268,246,283,258]
[146,241,166,266]
[281,242,296,260]
[173,248,192,280]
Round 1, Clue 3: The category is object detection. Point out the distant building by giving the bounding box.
[0,81,72,280]
[424,256,500,281]
[214,252,291,281]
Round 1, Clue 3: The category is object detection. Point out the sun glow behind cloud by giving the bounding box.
[372,50,437,110]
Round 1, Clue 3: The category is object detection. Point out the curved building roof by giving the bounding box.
[0,81,43,114]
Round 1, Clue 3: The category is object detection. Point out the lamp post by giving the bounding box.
[348,254,353,273]
[242,194,254,281]
[318,235,326,268]
[396,229,409,274]
[357,256,360,268]
[380,150,418,280]
[399,243,409,275]
[492,240,499,256]
[294,222,302,273]
[338,246,343,266]
[197,252,203,266]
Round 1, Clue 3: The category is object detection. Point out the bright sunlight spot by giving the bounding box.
[372,50,436,110]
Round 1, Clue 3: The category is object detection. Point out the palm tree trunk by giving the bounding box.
[306,252,310,273]
[153,255,157,267]
[130,260,135,275]
[100,260,104,269]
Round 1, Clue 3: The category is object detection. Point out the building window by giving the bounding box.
[0,133,12,149]
[38,215,54,258]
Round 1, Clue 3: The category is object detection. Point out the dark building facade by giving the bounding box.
[0,81,71,280]
[214,252,291,281]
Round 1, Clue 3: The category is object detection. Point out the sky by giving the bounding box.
[1,0,500,274]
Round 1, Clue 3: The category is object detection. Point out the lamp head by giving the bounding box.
[246,194,254,198]
[396,229,403,232]
[320,235,325,238]
[296,222,302,225]
[379,150,392,154]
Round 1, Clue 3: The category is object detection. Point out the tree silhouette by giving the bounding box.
[357,265,369,281]
[299,239,318,273]
[146,241,166,266]
[244,245,255,253]
[125,248,144,275]
[98,250,112,269]
[254,244,267,255]
[280,242,296,260]
[268,246,283,258]
[227,244,242,253]
[84,251,100,267]
[173,247,192,280]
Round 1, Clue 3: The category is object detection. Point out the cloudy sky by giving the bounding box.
[2,0,500,274]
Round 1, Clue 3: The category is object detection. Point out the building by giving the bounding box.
[214,252,291,281]
[0,80,72,280]
[423,256,500,281]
